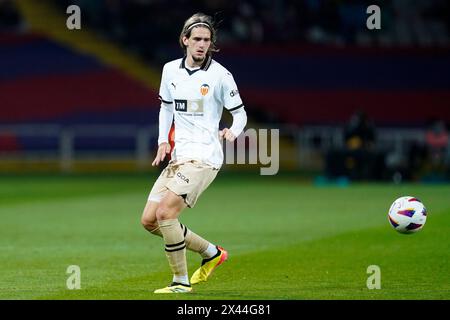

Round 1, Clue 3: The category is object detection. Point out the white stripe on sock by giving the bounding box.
[173,274,189,285]
[201,243,218,259]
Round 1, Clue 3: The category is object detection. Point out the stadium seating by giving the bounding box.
[2,33,449,128]
[0,33,159,125]
[217,45,450,126]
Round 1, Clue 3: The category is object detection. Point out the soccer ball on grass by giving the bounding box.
[388,196,427,234]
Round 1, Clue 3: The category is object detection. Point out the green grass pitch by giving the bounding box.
[0,173,449,300]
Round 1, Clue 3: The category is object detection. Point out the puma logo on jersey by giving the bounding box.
[171,82,176,89]
[177,172,189,183]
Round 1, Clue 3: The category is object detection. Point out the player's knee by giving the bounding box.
[155,203,178,221]
[141,216,158,231]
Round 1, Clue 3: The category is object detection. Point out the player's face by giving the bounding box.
[183,27,211,63]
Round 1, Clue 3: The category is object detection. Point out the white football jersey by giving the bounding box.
[158,55,244,169]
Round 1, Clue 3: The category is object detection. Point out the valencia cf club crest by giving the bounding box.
[200,84,209,96]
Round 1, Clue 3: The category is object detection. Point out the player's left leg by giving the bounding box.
[190,245,228,285]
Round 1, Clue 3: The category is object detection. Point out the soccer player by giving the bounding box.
[140,13,247,293]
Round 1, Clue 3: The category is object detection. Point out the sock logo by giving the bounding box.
[177,172,189,183]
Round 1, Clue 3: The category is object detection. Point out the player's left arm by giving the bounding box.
[220,71,247,142]
[220,108,247,141]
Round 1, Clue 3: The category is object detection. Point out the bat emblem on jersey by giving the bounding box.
[200,84,209,96]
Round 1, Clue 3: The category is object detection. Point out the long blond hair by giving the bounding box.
[179,13,219,54]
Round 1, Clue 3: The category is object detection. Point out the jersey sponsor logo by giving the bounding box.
[187,100,204,113]
[189,101,200,112]
[230,89,239,97]
[200,84,209,96]
[175,99,187,112]
[175,99,204,114]
[176,172,189,183]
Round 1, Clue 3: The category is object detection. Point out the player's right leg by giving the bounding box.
[141,201,225,285]
[141,200,215,255]
[153,190,192,293]
[143,162,218,255]
[141,201,162,236]
[164,160,227,285]
[143,160,227,288]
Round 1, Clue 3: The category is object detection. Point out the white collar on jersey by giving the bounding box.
[179,55,212,75]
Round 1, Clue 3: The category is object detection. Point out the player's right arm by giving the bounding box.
[151,108,172,166]
[152,143,171,166]
[152,64,174,166]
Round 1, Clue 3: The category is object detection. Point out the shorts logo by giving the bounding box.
[200,84,209,96]
[230,89,239,97]
[177,172,189,183]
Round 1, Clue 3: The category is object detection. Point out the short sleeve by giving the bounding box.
[221,71,243,112]
[158,64,173,104]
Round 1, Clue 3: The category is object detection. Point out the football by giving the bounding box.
[388,196,428,234]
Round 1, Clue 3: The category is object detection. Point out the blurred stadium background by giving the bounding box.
[1,0,449,180]
[1,0,449,300]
